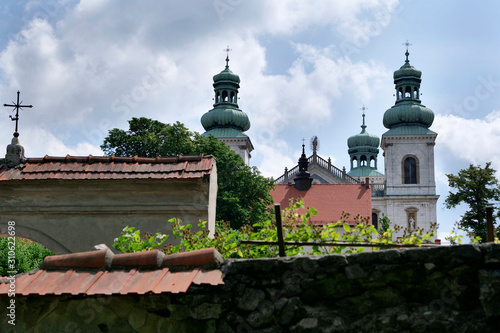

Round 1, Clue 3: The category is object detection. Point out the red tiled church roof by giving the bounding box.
[271,183,372,225]
[0,154,214,181]
[0,247,224,296]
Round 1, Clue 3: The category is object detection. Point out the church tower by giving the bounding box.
[347,109,384,184]
[377,47,439,233]
[201,54,253,166]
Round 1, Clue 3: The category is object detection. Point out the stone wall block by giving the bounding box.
[191,303,222,320]
[481,243,500,264]
[345,263,367,280]
[128,308,148,330]
[479,269,500,318]
[236,288,265,311]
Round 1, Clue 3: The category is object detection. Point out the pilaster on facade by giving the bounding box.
[220,136,253,166]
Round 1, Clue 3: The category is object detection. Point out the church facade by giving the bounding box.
[201,49,439,235]
[276,50,439,235]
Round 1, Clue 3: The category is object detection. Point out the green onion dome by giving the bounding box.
[347,115,380,150]
[213,66,240,84]
[201,107,250,132]
[383,101,434,129]
[393,60,422,80]
[383,50,434,130]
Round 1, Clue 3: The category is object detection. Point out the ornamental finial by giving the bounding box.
[223,45,232,69]
[403,40,412,63]
[360,105,367,131]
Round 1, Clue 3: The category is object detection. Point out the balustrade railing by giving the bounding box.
[275,154,359,185]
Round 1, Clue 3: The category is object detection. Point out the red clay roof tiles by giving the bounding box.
[271,183,372,225]
[0,247,224,296]
[0,154,214,182]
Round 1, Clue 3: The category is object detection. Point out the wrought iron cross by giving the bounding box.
[4,91,32,136]
[403,39,412,52]
[223,45,232,67]
[403,40,412,62]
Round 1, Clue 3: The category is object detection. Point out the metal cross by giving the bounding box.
[223,45,232,68]
[4,91,33,136]
[403,39,412,52]
[360,106,367,127]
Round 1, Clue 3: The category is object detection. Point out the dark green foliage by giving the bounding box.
[101,117,275,228]
[0,238,54,276]
[113,200,437,258]
[445,162,500,242]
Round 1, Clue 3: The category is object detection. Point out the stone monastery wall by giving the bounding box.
[2,244,500,332]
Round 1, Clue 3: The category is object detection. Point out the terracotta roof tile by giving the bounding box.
[0,154,214,182]
[271,183,372,225]
[162,247,224,267]
[112,250,164,267]
[0,247,224,296]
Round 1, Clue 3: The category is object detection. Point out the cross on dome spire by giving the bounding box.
[223,45,232,69]
[360,105,368,130]
[4,91,33,138]
[403,39,412,63]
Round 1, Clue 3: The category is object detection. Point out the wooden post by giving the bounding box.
[274,204,286,257]
[486,206,494,242]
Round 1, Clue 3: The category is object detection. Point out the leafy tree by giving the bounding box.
[445,162,500,242]
[0,238,54,276]
[101,117,275,228]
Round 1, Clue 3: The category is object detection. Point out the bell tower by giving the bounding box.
[379,44,439,233]
[347,108,384,184]
[201,49,253,165]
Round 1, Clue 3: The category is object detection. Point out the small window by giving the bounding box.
[372,212,378,229]
[403,156,418,184]
[405,86,411,98]
[360,155,367,166]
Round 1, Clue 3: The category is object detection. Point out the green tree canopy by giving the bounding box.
[445,162,500,241]
[101,117,275,228]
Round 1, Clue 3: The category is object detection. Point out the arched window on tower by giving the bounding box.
[398,88,403,100]
[222,91,228,102]
[370,156,376,168]
[360,155,367,167]
[230,91,235,103]
[413,87,419,99]
[215,92,220,103]
[403,156,418,184]
[352,156,358,168]
[405,86,411,98]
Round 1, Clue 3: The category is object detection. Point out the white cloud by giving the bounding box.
[0,0,399,166]
[434,112,500,170]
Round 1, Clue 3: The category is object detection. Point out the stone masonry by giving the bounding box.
[1,244,500,332]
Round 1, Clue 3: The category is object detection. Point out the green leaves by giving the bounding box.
[113,226,169,253]
[0,238,54,276]
[113,199,438,259]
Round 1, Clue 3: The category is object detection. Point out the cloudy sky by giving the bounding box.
[1,0,499,242]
